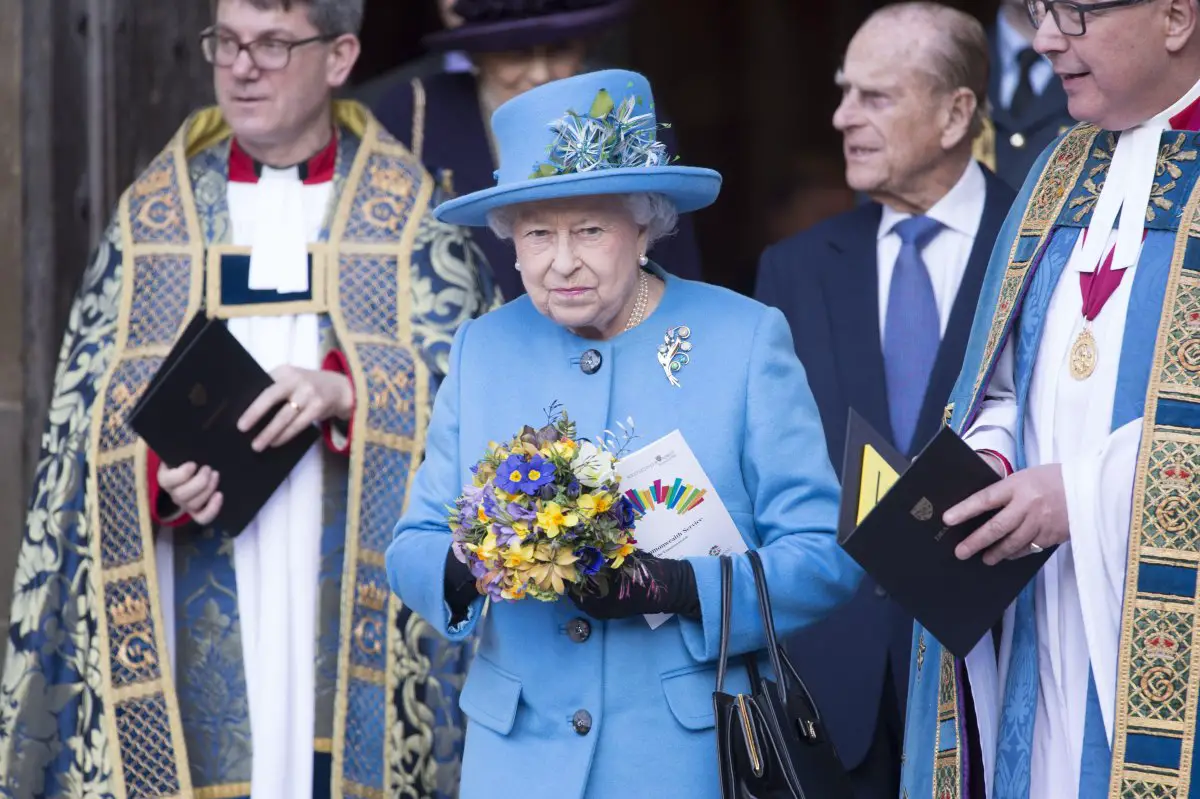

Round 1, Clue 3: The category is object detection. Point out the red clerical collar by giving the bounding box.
[1171,93,1200,131]
[228,133,337,185]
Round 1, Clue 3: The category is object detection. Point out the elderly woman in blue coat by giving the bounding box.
[386,69,861,798]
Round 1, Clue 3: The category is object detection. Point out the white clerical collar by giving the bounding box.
[1076,76,1200,273]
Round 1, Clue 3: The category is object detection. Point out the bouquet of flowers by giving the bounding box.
[448,403,644,602]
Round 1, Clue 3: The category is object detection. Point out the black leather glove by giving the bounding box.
[444,550,480,625]
[569,554,701,621]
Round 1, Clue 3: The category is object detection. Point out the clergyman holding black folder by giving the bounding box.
[897,4,1200,795]
[0,0,497,795]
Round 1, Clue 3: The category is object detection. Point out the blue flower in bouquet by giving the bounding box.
[494,454,527,494]
[614,496,637,529]
[494,453,557,495]
[575,546,604,577]
[520,454,557,494]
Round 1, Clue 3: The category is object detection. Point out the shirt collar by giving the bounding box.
[228,132,338,185]
[995,11,1029,71]
[878,160,987,242]
[1155,76,1200,130]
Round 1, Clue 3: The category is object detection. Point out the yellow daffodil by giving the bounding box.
[536,502,579,538]
[552,438,578,459]
[503,542,535,569]
[475,531,500,563]
[476,506,490,524]
[609,541,636,569]
[576,491,615,518]
[528,543,579,594]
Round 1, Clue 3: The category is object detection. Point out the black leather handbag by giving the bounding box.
[712,552,856,799]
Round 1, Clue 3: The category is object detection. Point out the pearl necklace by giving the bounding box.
[624,270,650,332]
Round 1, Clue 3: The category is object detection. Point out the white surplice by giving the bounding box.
[155,163,332,799]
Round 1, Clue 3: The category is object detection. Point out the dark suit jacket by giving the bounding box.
[370,71,705,301]
[987,28,1075,192]
[753,168,1016,770]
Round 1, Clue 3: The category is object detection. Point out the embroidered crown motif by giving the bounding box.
[112,594,149,627]
[1145,625,1180,661]
[357,582,389,612]
[1187,309,1200,331]
[1161,452,1194,492]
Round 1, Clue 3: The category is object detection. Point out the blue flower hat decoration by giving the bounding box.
[432,69,723,227]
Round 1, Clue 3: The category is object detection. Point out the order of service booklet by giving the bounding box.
[617,429,747,628]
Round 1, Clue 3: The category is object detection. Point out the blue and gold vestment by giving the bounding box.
[0,101,497,799]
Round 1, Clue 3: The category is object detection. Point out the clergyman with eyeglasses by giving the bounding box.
[0,1,495,798]
[899,1,1200,797]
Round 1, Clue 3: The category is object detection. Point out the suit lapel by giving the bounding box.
[912,171,1014,446]
[822,204,896,446]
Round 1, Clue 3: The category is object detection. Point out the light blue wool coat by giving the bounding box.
[387,271,863,799]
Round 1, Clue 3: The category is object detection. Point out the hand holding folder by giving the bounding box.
[128,312,320,535]
[836,411,1053,658]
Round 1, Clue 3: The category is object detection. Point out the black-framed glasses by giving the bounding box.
[199,27,336,70]
[1025,0,1154,36]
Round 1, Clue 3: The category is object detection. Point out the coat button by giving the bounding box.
[572,709,592,735]
[1010,132,1026,149]
[875,584,888,599]
[567,617,591,643]
[579,349,602,374]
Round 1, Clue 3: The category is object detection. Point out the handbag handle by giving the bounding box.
[746,550,787,694]
[715,554,734,693]
[746,550,828,731]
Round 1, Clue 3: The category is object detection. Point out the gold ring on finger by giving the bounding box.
[288,400,301,412]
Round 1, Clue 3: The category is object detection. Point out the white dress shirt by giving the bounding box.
[877,160,987,341]
[963,75,1200,799]
[996,11,1054,110]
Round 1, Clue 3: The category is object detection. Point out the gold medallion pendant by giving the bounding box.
[1070,327,1098,380]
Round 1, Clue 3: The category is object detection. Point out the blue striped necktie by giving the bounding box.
[883,214,943,453]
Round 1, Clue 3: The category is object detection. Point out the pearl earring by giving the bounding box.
[638,254,649,267]
[514,261,521,271]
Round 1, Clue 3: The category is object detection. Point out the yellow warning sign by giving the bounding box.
[856,445,900,525]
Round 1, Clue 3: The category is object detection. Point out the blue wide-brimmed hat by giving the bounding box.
[432,69,723,227]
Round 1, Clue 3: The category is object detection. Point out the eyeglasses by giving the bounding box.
[199,27,336,70]
[1025,0,1154,37]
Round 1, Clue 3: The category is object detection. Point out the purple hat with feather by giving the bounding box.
[423,0,635,53]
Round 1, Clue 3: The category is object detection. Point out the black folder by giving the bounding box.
[837,411,1053,659]
[127,312,319,535]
